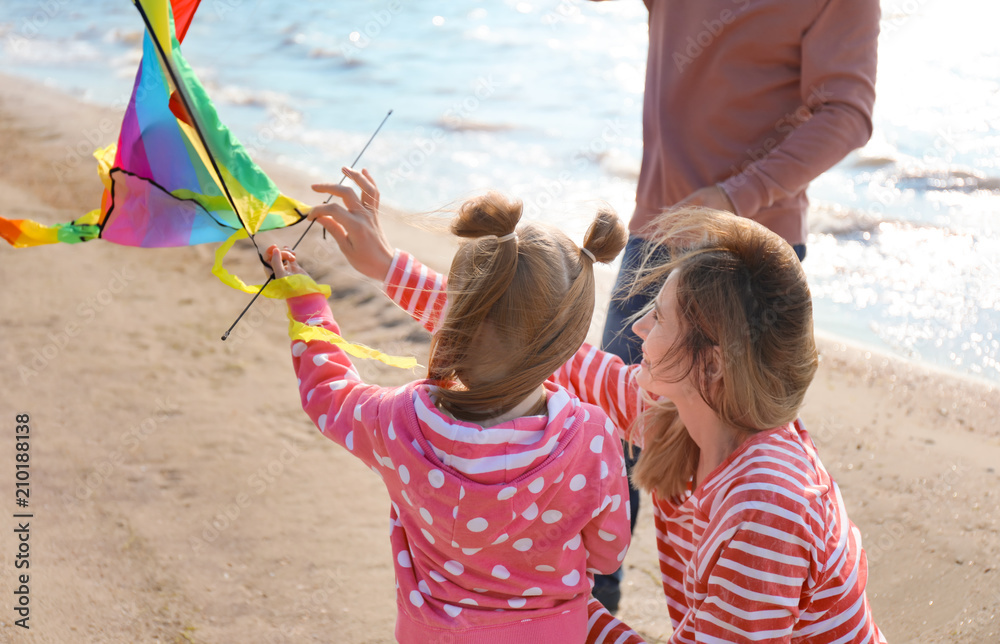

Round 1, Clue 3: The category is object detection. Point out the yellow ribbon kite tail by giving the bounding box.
[212,229,418,369]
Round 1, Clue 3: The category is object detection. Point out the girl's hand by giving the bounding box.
[310,167,395,282]
[265,245,307,280]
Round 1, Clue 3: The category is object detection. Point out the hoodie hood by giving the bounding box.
[383,381,584,550]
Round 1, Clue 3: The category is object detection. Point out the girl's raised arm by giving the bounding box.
[267,246,392,471]
[551,345,644,446]
[287,292,392,470]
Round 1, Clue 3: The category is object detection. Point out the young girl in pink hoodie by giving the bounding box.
[267,167,631,643]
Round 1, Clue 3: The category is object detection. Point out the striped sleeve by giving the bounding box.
[382,249,447,333]
[585,597,646,644]
[287,293,388,471]
[550,344,644,446]
[689,488,813,642]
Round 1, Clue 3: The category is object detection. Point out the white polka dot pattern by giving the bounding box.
[512,538,532,552]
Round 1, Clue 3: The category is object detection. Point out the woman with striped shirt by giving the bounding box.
[554,209,887,643]
[375,204,886,642]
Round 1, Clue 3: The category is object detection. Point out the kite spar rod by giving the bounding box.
[220,109,394,341]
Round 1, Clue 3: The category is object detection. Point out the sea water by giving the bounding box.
[1,0,997,383]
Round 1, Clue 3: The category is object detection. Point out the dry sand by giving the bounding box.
[0,74,998,643]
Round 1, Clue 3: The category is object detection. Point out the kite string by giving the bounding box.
[222,109,393,341]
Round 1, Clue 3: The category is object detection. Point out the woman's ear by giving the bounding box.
[704,345,725,385]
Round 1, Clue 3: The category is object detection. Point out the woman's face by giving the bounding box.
[632,271,690,399]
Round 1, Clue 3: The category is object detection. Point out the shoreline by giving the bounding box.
[3,64,993,389]
[1,72,999,643]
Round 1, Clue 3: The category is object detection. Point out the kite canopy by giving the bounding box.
[0,0,418,370]
[0,0,307,249]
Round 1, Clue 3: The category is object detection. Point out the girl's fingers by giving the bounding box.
[361,169,381,212]
[343,167,379,209]
[307,205,354,245]
[308,201,355,226]
[265,245,302,278]
[312,183,364,212]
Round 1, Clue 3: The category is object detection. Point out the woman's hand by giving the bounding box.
[309,167,395,282]
[265,245,307,280]
[675,185,735,213]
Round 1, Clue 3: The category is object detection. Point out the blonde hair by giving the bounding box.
[629,208,818,499]
[429,192,627,421]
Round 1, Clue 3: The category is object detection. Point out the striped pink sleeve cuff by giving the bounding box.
[586,597,646,644]
[382,250,448,333]
[551,344,644,446]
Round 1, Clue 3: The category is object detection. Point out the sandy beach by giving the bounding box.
[0,74,998,643]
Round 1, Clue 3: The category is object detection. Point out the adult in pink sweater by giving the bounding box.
[609,0,880,244]
[590,0,881,610]
[269,168,632,643]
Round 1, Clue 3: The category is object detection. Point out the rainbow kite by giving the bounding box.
[0,0,306,249]
[0,0,416,369]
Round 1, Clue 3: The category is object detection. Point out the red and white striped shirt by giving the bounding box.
[557,345,887,644]
[386,251,886,643]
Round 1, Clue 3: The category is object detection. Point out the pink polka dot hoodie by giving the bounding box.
[287,279,631,643]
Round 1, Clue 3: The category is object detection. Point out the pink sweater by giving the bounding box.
[617,0,880,244]
[287,264,631,643]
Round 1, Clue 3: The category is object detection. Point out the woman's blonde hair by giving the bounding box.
[429,193,627,421]
[629,208,819,499]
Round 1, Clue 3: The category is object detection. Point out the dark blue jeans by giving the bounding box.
[592,236,805,609]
